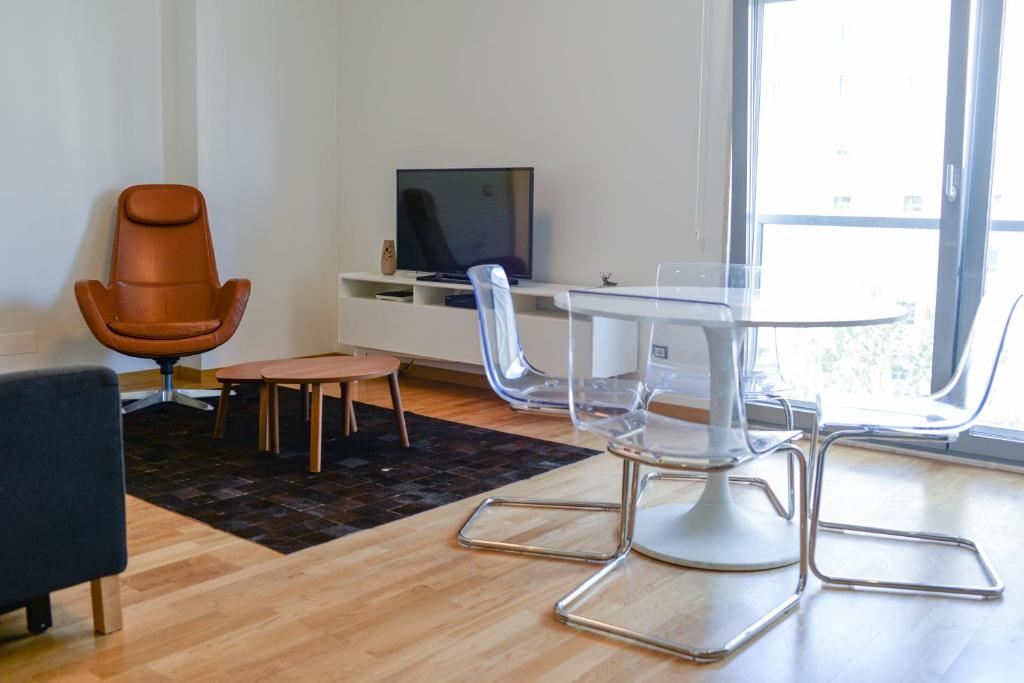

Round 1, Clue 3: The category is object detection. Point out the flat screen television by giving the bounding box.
[396,167,534,281]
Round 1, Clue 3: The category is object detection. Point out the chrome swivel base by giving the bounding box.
[554,445,810,663]
[122,388,215,414]
[121,368,215,415]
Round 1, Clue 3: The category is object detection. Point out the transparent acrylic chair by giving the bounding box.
[457,264,646,562]
[554,288,809,662]
[656,263,793,417]
[655,262,797,519]
[809,291,1024,599]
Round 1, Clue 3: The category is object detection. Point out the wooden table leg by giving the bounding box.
[213,383,231,438]
[258,383,270,452]
[387,372,410,448]
[90,575,123,635]
[269,384,280,454]
[309,383,323,472]
[340,382,350,436]
[340,382,358,436]
[300,383,310,421]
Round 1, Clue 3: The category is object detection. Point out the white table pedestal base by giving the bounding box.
[551,287,905,572]
[634,501,800,571]
[633,472,800,571]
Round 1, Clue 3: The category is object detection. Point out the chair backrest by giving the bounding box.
[657,262,763,289]
[110,184,220,323]
[567,288,758,453]
[467,264,537,404]
[654,262,787,397]
[934,291,1024,427]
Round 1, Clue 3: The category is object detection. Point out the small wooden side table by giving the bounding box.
[214,360,320,451]
[261,356,410,472]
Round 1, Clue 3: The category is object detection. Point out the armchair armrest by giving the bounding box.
[75,280,118,348]
[212,278,251,338]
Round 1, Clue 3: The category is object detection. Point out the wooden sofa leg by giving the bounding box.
[90,575,123,635]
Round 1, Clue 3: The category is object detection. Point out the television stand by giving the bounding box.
[415,273,519,286]
[338,271,637,379]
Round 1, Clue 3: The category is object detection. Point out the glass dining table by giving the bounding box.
[554,284,907,571]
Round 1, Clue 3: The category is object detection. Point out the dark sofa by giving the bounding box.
[0,366,127,635]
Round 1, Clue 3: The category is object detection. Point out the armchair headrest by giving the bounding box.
[124,186,201,225]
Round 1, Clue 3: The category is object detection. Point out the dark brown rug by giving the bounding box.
[122,386,598,554]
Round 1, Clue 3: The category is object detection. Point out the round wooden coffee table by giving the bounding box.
[215,360,325,450]
[261,355,410,472]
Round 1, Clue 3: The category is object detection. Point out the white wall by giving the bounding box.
[336,0,732,287]
[0,0,341,375]
[0,0,729,375]
[161,0,199,186]
[194,0,340,368]
[0,0,165,374]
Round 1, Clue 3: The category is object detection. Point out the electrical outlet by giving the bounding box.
[482,184,493,197]
[652,344,668,360]
[0,331,37,356]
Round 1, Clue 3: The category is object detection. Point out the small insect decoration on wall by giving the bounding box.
[599,272,619,288]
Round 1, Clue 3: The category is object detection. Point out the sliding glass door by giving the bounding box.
[733,0,1024,462]
[959,0,1024,457]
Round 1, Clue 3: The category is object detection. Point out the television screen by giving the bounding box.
[396,167,533,279]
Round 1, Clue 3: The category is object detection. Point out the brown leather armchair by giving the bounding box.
[76,184,250,413]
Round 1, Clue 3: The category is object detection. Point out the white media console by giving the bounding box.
[337,271,637,378]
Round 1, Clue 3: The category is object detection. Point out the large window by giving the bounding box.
[976,0,1024,436]
[733,0,1023,462]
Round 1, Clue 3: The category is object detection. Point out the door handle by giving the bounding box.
[944,163,959,203]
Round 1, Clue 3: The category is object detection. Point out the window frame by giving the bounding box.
[730,0,1020,464]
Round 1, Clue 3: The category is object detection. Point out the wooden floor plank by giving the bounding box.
[1,374,1021,682]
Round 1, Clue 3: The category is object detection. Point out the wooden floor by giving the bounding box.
[2,375,1023,682]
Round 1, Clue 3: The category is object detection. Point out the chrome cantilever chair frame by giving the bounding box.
[459,264,794,562]
[808,429,1004,599]
[457,408,794,563]
[554,443,809,662]
[806,291,1022,600]
[555,288,810,662]
[458,459,631,563]
[457,264,628,562]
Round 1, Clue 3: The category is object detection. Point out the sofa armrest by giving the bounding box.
[0,366,127,605]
